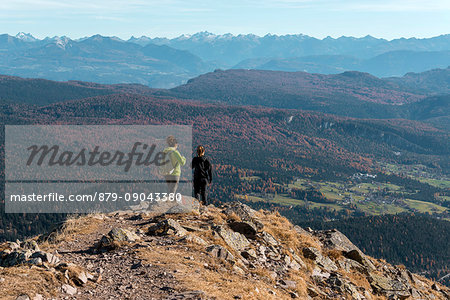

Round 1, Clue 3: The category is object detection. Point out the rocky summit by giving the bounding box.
[0,201,449,300]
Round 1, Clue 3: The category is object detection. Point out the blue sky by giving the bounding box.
[1,0,449,39]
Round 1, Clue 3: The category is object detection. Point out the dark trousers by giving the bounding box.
[165,175,180,194]
[194,178,208,205]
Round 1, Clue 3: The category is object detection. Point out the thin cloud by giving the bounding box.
[0,0,177,11]
[246,0,450,11]
[330,0,450,12]
[177,8,215,13]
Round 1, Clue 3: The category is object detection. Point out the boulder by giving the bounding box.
[241,249,257,259]
[369,273,393,293]
[233,265,245,275]
[73,270,89,286]
[22,240,40,252]
[288,259,302,271]
[56,263,93,286]
[312,267,330,282]
[313,229,361,252]
[337,257,368,274]
[30,251,60,265]
[97,227,140,250]
[27,257,43,266]
[222,202,263,230]
[307,284,327,298]
[179,234,208,246]
[229,221,258,239]
[261,232,279,246]
[289,249,307,270]
[293,225,311,236]
[108,227,140,242]
[342,281,364,300]
[344,249,375,271]
[8,242,20,250]
[394,291,412,300]
[318,256,338,272]
[278,279,297,290]
[206,245,235,262]
[61,284,77,295]
[326,272,343,288]
[147,219,187,237]
[1,250,32,267]
[165,203,197,214]
[214,226,250,251]
[399,269,415,285]
[302,247,321,261]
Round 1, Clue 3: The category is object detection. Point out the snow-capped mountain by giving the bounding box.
[15,32,38,42]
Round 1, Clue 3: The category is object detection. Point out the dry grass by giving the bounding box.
[255,210,321,254]
[415,276,449,299]
[39,214,103,249]
[200,206,228,225]
[285,270,308,298]
[251,266,275,284]
[134,208,325,299]
[324,249,343,260]
[0,214,105,299]
[0,266,60,300]
[342,269,372,291]
[225,211,242,223]
[137,245,296,300]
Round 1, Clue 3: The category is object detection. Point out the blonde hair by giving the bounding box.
[196,145,205,157]
[166,136,177,147]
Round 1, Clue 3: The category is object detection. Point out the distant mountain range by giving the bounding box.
[234,51,450,78]
[0,32,449,87]
[0,33,210,88]
[139,32,450,66]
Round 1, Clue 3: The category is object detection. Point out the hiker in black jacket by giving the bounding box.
[191,145,212,205]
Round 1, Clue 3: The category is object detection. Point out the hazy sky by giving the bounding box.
[1,0,449,39]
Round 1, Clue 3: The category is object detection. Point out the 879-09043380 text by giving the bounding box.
[9,192,183,202]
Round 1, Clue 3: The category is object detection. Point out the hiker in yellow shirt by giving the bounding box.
[162,136,186,194]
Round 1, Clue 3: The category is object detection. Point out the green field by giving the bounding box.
[381,163,450,189]
[238,169,449,218]
[418,178,450,189]
[404,199,448,213]
[289,179,404,201]
[236,193,346,211]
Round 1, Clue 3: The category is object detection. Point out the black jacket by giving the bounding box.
[191,156,212,183]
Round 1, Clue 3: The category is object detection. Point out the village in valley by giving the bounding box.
[237,162,450,219]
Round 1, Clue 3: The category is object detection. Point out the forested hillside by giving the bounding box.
[168,69,450,120]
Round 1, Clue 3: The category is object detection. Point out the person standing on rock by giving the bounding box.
[191,145,212,205]
[162,136,186,195]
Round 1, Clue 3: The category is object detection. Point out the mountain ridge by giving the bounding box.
[1,71,448,126]
[1,33,449,87]
[1,201,449,299]
[234,51,450,78]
